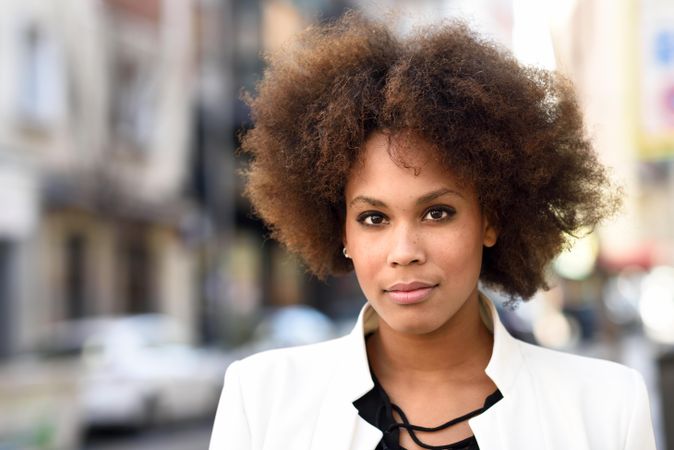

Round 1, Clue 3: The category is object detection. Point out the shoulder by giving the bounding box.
[513,340,655,447]
[517,339,639,387]
[211,336,353,448]
[229,335,350,401]
[236,334,349,375]
[515,339,649,422]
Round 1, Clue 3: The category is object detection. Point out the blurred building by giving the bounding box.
[550,0,674,270]
[193,0,360,347]
[0,0,199,357]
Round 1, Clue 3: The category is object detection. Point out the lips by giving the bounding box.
[386,281,436,292]
[385,281,438,305]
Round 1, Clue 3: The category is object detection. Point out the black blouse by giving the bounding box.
[353,371,503,450]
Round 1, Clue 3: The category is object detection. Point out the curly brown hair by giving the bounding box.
[241,12,620,301]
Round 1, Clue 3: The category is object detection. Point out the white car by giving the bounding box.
[229,304,337,361]
[40,314,230,430]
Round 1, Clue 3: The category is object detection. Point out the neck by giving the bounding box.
[367,291,494,386]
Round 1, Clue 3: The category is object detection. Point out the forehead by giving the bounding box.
[365,131,437,169]
[346,131,470,198]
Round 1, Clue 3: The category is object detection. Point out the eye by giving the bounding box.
[423,206,455,221]
[356,212,389,226]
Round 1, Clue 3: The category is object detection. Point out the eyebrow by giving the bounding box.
[348,188,463,208]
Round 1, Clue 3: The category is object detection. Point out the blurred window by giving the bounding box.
[110,47,157,152]
[0,240,13,358]
[104,0,160,152]
[121,230,156,313]
[16,23,65,127]
[655,30,674,65]
[65,233,87,319]
[42,338,86,359]
[234,1,262,96]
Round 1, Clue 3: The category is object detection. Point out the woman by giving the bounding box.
[209,12,656,450]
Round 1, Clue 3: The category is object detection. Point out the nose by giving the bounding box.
[386,224,426,267]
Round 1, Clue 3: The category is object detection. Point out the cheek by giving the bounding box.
[432,227,484,269]
[351,248,381,287]
[345,221,384,264]
[347,239,387,296]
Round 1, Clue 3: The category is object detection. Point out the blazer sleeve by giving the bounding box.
[623,368,656,450]
[209,360,252,450]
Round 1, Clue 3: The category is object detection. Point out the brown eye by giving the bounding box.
[364,214,386,225]
[429,209,445,219]
[423,207,454,221]
[357,212,389,226]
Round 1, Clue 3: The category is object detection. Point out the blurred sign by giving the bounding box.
[0,165,37,238]
[638,0,674,159]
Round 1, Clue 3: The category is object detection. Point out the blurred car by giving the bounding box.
[232,304,336,359]
[39,314,231,430]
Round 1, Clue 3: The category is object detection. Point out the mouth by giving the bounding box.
[384,282,438,305]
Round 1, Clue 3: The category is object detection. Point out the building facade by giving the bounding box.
[0,0,199,356]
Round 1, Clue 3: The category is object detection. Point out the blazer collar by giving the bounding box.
[309,291,529,450]
[308,302,381,450]
[345,291,524,396]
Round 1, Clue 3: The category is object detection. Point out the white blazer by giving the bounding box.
[209,293,657,450]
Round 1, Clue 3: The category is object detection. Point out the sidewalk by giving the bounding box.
[0,357,83,449]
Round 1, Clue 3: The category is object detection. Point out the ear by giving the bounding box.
[482,215,498,248]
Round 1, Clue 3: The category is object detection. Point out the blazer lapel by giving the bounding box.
[469,293,551,450]
[469,365,594,450]
[471,294,594,450]
[309,306,383,450]
[468,371,549,450]
[309,378,382,450]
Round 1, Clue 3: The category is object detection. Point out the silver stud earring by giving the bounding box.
[343,247,351,259]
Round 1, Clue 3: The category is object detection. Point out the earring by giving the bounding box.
[342,247,351,259]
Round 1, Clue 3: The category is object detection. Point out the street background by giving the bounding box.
[1,0,674,449]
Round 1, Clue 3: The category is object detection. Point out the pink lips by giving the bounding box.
[385,281,437,305]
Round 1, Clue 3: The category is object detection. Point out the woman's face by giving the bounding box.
[343,131,498,336]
